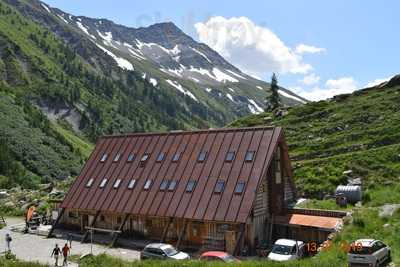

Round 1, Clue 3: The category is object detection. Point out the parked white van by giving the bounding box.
[268,239,305,261]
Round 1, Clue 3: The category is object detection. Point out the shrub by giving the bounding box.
[353,217,365,228]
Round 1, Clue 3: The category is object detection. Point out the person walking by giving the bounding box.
[5,233,12,252]
[67,233,73,248]
[62,243,70,266]
[51,244,62,267]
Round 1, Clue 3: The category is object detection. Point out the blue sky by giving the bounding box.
[44,0,399,100]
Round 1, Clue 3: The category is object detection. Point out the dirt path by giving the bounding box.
[0,217,140,266]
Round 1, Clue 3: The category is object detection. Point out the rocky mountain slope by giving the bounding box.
[13,0,306,118]
[230,75,400,199]
[0,0,305,187]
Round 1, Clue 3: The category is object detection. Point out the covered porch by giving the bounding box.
[57,209,246,255]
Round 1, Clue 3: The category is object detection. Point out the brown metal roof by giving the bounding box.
[275,214,343,230]
[61,127,285,223]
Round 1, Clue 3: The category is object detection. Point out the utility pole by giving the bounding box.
[90,229,93,255]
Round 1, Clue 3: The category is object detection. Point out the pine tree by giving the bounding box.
[266,73,281,112]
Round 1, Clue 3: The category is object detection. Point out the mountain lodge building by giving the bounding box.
[53,127,342,255]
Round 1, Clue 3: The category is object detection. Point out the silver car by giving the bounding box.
[140,243,190,260]
[348,239,391,267]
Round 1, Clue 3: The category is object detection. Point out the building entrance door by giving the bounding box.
[81,214,88,232]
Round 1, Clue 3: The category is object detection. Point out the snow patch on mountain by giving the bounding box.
[212,68,239,83]
[248,104,257,114]
[123,43,146,60]
[248,99,264,114]
[166,80,198,101]
[278,90,306,104]
[171,45,181,55]
[77,22,96,39]
[41,4,51,13]
[97,31,113,44]
[256,86,264,90]
[128,48,146,60]
[136,39,181,57]
[226,70,246,80]
[149,78,158,87]
[226,93,234,102]
[205,88,212,93]
[161,68,184,77]
[191,47,212,63]
[57,14,68,24]
[189,67,215,80]
[228,87,235,92]
[95,44,134,71]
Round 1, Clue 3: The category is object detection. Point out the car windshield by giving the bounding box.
[271,244,295,255]
[222,254,237,262]
[350,246,372,255]
[164,246,179,256]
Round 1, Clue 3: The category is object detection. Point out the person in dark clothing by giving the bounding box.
[51,244,62,267]
[67,233,73,248]
[5,233,12,252]
[62,243,70,266]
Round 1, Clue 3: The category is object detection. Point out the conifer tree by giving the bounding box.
[266,73,281,111]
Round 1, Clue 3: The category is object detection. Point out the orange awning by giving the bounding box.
[275,214,343,230]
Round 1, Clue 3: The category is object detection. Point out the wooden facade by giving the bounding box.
[58,127,297,254]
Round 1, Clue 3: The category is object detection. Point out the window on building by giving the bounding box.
[99,178,108,188]
[113,179,122,189]
[127,179,136,189]
[160,180,169,191]
[172,153,180,162]
[113,153,121,162]
[198,151,207,162]
[214,180,225,193]
[127,153,135,162]
[144,179,152,190]
[186,180,196,192]
[100,153,108,162]
[234,181,246,194]
[168,180,177,191]
[100,215,105,222]
[86,178,94,188]
[245,151,255,162]
[68,211,78,219]
[275,147,282,184]
[141,153,150,162]
[156,152,165,162]
[117,216,122,224]
[226,151,235,162]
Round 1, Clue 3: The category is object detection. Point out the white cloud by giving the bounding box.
[365,76,393,88]
[300,73,320,85]
[297,77,358,101]
[195,16,313,77]
[295,44,326,55]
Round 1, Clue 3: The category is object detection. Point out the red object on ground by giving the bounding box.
[200,251,240,262]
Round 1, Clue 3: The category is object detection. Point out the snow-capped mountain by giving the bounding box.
[8,0,306,127]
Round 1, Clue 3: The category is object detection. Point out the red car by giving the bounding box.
[199,251,240,263]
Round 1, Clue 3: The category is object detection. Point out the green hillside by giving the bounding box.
[229,80,400,201]
[0,0,203,187]
[0,1,144,186]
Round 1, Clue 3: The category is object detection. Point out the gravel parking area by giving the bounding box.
[0,217,140,266]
